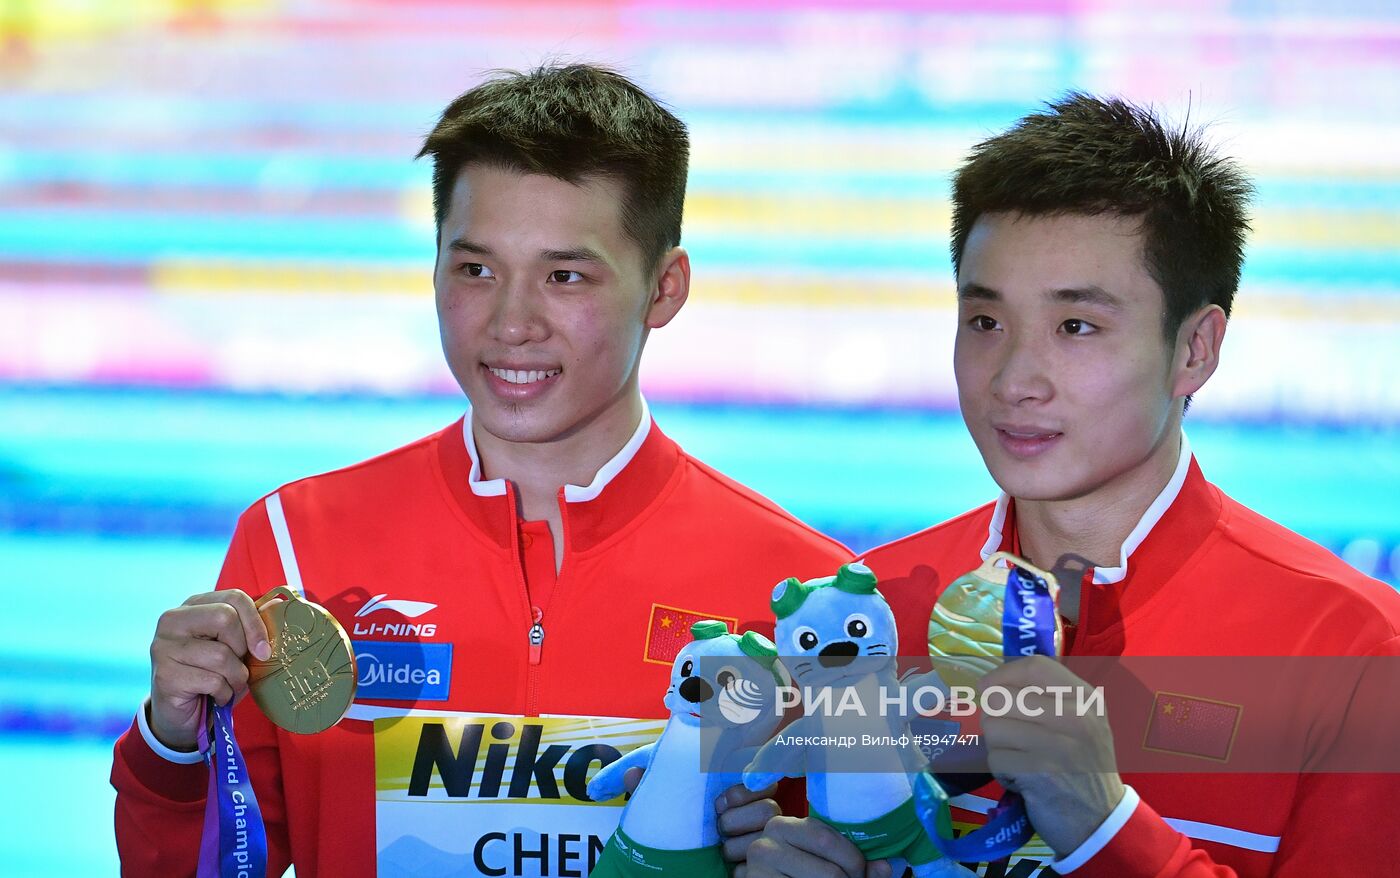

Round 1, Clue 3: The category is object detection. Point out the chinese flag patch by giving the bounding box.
[644,604,738,665]
[1143,692,1243,762]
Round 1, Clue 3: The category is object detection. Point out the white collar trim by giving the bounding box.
[979,432,1193,585]
[462,415,508,497]
[462,398,652,503]
[564,398,652,502]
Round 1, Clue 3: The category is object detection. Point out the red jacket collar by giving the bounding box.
[995,455,1222,652]
[436,414,683,553]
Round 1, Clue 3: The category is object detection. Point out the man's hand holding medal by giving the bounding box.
[149,585,355,748]
[147,585,355,877]
[917,553,1124,863]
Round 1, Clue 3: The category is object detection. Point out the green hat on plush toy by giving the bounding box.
[737,630,785,684]
[833,562,878,595]
[771,577,811,619]
[691,620,731,640]
[688,622,784,683]
[737,630,778,667]
[772,564,878,619]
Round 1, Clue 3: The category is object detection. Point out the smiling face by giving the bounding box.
[433,163,688,452]
[953,211,1202,506]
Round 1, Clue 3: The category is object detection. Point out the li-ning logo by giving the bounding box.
[353,594,440,638]
[356,594,437,618]
[718,678,766,725]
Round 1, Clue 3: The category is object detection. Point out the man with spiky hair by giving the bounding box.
[747,94,1400,877]
[111,64,851,876]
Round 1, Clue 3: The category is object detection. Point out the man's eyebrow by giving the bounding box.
[447,238,493,256]
[1051,285,1125,309]
[957,283,1001,302]
[542,246,606,264]
[445,241,607,264]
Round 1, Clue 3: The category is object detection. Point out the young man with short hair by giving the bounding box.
[746,94,1400,877]
[111,64,851,876]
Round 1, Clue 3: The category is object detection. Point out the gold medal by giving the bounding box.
[247,585,357,734]
[928,551,1062,688]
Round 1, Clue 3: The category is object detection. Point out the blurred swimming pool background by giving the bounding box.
[2,0,1399,874]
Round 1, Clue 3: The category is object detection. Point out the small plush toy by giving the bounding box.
[587,620,784,878]
[743,562,973,878]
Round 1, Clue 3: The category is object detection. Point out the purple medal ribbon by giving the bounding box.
[916,562,1057,862]
[197,698,268,878]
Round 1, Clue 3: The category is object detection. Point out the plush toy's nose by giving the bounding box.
[679,676,715,704]
[818,641,859,667]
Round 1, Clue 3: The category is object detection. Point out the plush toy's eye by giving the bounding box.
[793,626,819,651]
[680,658,694,677]
[845,613,872,638]
[716,665,741,690]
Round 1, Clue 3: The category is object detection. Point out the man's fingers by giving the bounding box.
[157,602,242,655]
[719,795,781,838]
[717,781,783,865]
[981,713,1062,752]
[766,816,866,878]
[179,590,271,661]
[148,589,271,748]
[215,589,274,661]
[164,639,251,693]
[719,796,781,863]
[987,748,1051,790]
[719,780,779,813]
[982,711,1116,775]
[154,663,235,712]
[747,835,856,878]
[722,831,763,865]
[865,860,893,878]
[622,766,644,794]
[980,654,1069,688]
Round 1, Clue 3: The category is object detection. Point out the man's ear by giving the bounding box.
[645,247,690,329]
[1171,304,1227,399]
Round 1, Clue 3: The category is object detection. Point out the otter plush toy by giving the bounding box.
[742,562,973,878]
[587,620,784,877]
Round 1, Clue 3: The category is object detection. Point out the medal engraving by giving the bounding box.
[928,551,1061,688]
[248,586,357,734]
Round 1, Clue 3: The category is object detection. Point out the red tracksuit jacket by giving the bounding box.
[868,449,1400,877]
[111,413,852,877]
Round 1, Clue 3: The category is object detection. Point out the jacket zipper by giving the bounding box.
[518,486,572,717]
[507,486,544,717]
[529,606,545,665]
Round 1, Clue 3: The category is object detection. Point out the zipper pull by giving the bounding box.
[528,606,545,665]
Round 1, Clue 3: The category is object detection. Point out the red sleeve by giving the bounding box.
[1072,796,1237,878]
[1265,634,1400,875]
[110,504,295,877]
[1074,773,1399,878]
[1076,635,1400,877]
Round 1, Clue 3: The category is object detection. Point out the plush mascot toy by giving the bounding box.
[743,562,973,878]
[587,620,784,877]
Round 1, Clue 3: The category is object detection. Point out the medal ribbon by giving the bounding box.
[197,698,268,878]
[916,562,1057,862]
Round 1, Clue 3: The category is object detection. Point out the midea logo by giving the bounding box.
[357,652,444,687]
